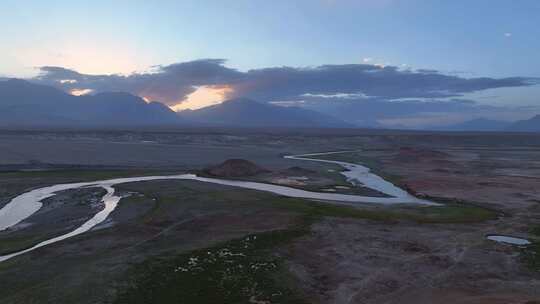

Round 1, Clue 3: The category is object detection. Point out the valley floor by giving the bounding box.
[0,129,539,303]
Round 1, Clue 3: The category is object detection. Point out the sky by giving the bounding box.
[1,0,539,127]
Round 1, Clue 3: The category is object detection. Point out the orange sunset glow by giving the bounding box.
[171,85,234,111]
[70,88,93,96]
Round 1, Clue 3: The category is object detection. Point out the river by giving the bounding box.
[0,151,436,262]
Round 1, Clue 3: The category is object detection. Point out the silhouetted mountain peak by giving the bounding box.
[4,78,27,84]
[212,98,266,109]
[0,81,354,128]
[223,97,257,104]
[92,92,146,104]
[93,91,134,98]
[1,78,66,94]
[437,118,511,131]
[178,97,352,128]
[0,80,181,127]
[507,114,540,132]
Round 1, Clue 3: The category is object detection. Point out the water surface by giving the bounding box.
[486,235,531,246]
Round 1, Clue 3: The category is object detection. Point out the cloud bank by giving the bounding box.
[35,59,534,105]
[32,59,538,128]
[36,59,243,106]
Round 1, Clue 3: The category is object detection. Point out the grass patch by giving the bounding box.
[522,243,540,272]
[114,225,310,304]
[275,198,497,224]
[531,225,540,237]
[0,234,50,256]
[522,225,540,272]
[403,203,498,223]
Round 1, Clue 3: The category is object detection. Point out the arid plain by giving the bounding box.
[0,129,539,304]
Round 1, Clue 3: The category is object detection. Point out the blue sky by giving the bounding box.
[1,0,539,127]
[2,0,539,76]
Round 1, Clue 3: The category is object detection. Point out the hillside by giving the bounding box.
[0,79,180,127]
[178,98,353,128]
[507,115,540,132]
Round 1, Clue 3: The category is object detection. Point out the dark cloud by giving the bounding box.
[233,65,533,101]
[33,59,535,107]
[36,59,244,106]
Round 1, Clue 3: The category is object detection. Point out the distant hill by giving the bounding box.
[204,159,271,177]
[440,118,511,131]
[177,98,353,128]
[507,115,540,132]
[0,79,180,127]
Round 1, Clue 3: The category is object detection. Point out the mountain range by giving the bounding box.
[438,118,512,132]
[507,115,540,132]
[177,98,353,128]
[440,117,540,132]
[0,79,179,127]
[0,79,350,128]
[0,79,539,132]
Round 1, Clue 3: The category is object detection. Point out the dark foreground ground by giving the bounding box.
[0,129,539,303]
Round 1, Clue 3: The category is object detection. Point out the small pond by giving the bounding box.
[486,234,531,246]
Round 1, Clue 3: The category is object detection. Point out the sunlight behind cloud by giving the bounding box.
[70,88,93,96]
[172,85,233,111]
